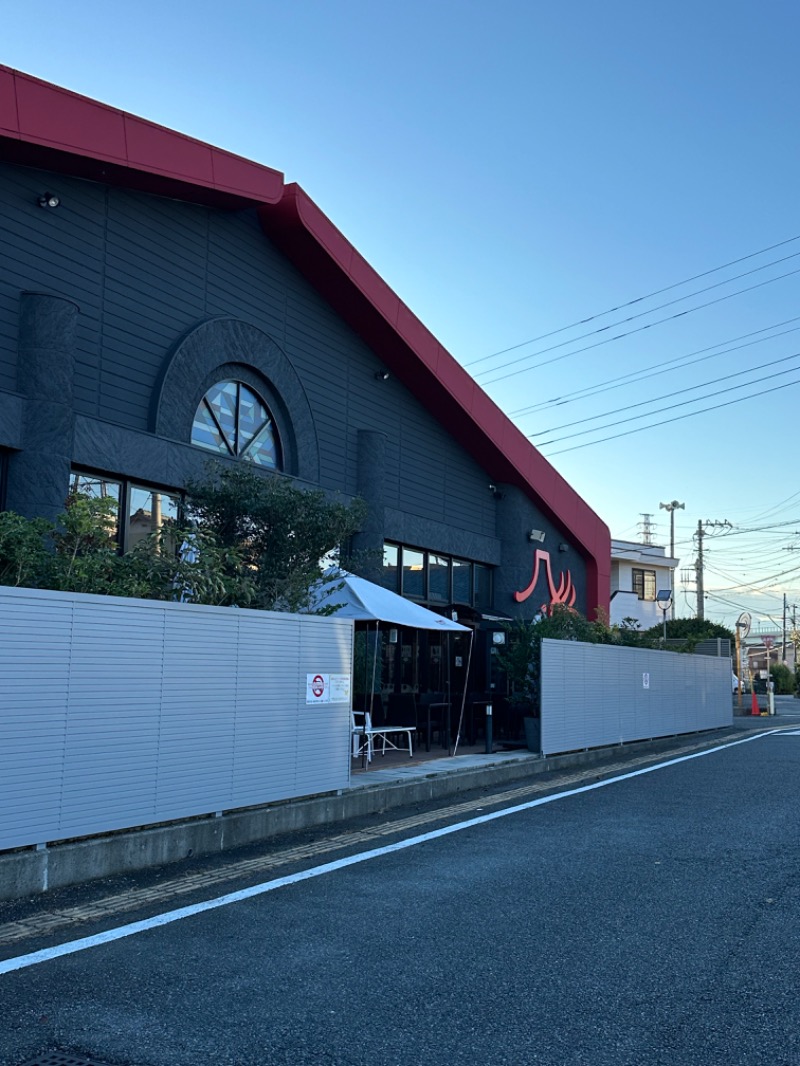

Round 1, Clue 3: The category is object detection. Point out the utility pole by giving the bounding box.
[784,593,788,665]
[660,500,684,619]
[694,519,731,621]
[696,520,705,620]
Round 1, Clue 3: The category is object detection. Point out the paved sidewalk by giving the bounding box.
[348,747,537,789]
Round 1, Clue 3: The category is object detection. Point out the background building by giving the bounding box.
[610,539,678,630]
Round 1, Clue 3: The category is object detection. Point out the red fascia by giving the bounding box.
[0,65,610,615]
[0,65,284,208]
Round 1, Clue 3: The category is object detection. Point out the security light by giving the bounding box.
[37,193,61,209]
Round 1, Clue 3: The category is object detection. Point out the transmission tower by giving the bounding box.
[638,513,656,546]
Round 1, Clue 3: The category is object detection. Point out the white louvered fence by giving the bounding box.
[540,637,732,756]
[0,586,353,851]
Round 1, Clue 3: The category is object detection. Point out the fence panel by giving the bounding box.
[0,587,353,850]
[540,638,731,756]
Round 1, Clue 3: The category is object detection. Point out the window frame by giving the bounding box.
[191,379,282,470]
[632,567,657,601]
[385,541,492,610]
[70,468,183,554]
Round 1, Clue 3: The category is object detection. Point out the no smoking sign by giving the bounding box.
[307,673,329,703]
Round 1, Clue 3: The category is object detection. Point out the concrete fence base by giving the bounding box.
[0,729,735,902]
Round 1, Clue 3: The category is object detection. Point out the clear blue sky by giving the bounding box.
[4,1,800,630]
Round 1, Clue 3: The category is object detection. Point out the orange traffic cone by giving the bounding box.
[751,688,760,716]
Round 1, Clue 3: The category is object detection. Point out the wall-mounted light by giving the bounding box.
[374,369,390,381]
[489,483,505,499]
[558,543,569,552]
[37,192,61,209]
[528,529,546,543]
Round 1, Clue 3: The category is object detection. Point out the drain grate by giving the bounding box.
[18,1053,117,1066]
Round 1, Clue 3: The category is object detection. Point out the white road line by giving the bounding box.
[0,730,774,976]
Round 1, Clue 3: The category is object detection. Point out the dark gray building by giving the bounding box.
[0,65,610,700]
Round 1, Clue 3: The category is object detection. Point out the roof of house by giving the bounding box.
[611,540,679,569]
[0,65,610,612]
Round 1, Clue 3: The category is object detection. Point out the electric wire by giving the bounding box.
[467,232,800,367]
[532,351,800,438]
[543,374,800,455]
[536,359,800,447]
[479,260,800,386]
[509,316,800,419]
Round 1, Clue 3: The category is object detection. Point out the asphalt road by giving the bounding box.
[1,728,799,1066]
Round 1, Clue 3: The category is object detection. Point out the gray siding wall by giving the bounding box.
[0,586,354,851]
[540,638,732,756]
[0,162,497,548]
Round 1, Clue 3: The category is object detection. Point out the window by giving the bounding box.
[632,568,656,601]
[428,554,450,602]
[385,542,492,610]
[70,471,181,553]
[452,558,471,604]
[192,380,281,469]
[381,543,400,592]
[126,484,181,554]
[402,548,425,600]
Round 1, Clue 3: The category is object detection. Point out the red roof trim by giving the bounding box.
[0,66,610,614]
[0,66,284,205]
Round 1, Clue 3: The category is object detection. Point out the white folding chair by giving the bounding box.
[351,711,413,761]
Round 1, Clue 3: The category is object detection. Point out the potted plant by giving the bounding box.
[496,606,611,752]
[495,619,541,752]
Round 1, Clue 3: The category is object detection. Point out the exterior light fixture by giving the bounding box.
[656,589,673,643]
[374,369,389,381]
[558,543,569,552]
[37,192,61,209]
[528,529,546,543]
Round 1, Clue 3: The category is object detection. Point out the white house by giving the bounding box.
[610,539,679,630]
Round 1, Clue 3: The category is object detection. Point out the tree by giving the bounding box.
[184,464,367,612]
[770,663,795,695]
[0,467,366,613]
[0,511,52,588]
[641,617,735,650]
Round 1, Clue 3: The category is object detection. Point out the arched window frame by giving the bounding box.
[191,379,283,470]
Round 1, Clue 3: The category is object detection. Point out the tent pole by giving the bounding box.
[452,629,474,757]
[364,621,379,770]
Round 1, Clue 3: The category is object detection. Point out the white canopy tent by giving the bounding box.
[314,570,470,631]
[312,571,473,760]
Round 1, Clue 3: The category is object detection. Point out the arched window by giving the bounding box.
[191,381,282,469]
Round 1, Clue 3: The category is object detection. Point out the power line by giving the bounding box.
[709,520,800,537]
[532,351,800,439]
[543,374,800,456]
[467,232,800,367]
[509,316,800,419]
[535,358,800,447]
[480,263,800,386]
